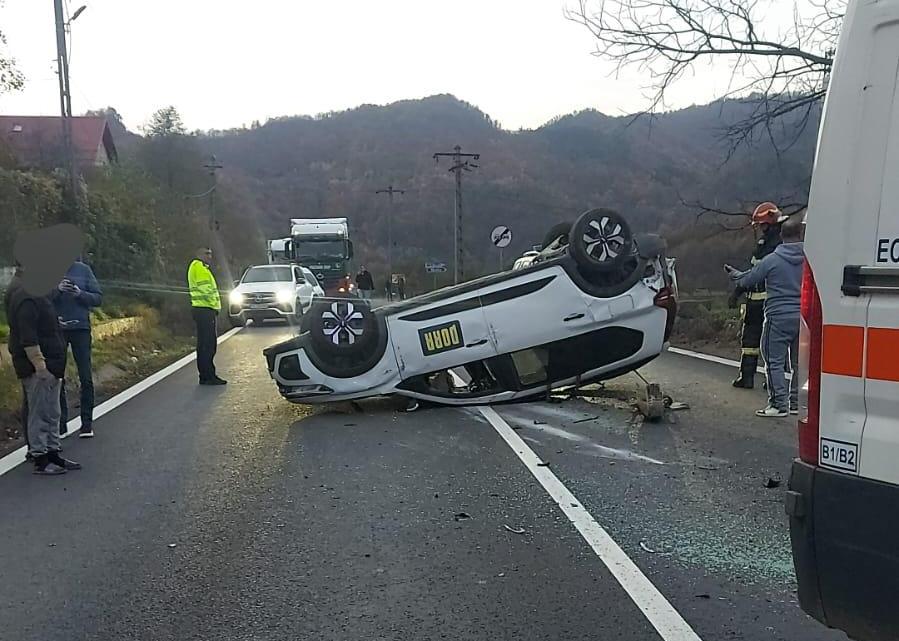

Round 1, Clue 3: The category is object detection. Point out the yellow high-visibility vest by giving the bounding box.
[187,259,221,310]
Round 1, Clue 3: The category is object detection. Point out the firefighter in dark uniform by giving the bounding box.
[730,202,784,388]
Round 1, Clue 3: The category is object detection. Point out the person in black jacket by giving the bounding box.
[6,266,81,475]
[355,266,374,301]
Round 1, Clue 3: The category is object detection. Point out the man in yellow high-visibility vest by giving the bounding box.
[187,248,226,385]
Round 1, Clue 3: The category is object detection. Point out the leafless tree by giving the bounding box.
[568,0,846,150]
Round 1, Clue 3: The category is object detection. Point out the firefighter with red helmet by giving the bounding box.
[729,202,784,388]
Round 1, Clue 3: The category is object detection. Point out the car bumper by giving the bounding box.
[787,459,899,641]
[230,303,296,320]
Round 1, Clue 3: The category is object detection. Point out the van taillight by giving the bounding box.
[798,259,822,465]
[654,286,677,342]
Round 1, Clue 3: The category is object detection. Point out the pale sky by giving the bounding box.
[0,0,800,132]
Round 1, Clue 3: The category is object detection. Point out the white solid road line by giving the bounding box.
[480,405,704,641]
[667,346,791,380]
[0,326,243,478]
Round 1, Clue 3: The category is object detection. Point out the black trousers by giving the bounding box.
[192,307,218,381]
[740,299,765,356]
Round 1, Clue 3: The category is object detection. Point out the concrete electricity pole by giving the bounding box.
[375,184,405,301]
[434,145,480,284]
[53,0,79,201]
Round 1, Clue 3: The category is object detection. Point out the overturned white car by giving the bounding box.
[264,208,678,405]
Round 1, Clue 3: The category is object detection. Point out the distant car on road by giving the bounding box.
[229,264,323,327]
[264,208,678,405]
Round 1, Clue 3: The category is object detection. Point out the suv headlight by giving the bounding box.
[229,291,243,305]
[276,289,294,304]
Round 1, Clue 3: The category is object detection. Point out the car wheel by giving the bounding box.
[228,315,246,328]
[569,208,633,273]
[306,298,379,356]
[542,221,572,250]
[291,299,304,325]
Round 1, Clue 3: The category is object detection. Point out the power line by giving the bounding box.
[433,145,480,284]
[375,184,405,301]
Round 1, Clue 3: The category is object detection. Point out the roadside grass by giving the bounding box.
[671,297,741,357]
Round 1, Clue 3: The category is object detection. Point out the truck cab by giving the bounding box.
[787,2,899,639]
[288,218,356,296]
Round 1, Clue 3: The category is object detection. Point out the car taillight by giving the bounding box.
[653,286,677,342]
[798,259,822,465]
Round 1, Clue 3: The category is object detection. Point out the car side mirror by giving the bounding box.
[233,279,240,287]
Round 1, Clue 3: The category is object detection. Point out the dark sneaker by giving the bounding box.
[208,377,227,385]
[79,428,95,438]
[48,452,82,470]
[34,462,67,476]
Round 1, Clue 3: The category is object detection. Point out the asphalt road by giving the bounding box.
[0,326,847,641]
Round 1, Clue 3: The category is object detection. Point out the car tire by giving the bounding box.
[569,208,633,273]
[542,221,572,251]
[291,299,304,325]
[229,315,246,328]
[305,298,379,357]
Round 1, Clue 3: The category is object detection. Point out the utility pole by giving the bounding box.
[375,184,405,301]
[203,156,224,265]
[434,145,480,284]
[53,0,78,202]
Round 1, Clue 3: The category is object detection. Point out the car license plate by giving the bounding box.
[820,438,859,474]
[419,321,464,356]
[249,303,269,309]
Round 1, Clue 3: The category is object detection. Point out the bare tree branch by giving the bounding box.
[567,0,845,147]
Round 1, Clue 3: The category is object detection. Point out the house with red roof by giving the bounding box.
[0,115,118,170]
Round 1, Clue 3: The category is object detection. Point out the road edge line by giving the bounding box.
[0,326,243,478]
[667,346,790,380]
[479,405,703,641]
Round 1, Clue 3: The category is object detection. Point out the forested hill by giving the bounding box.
[198,94,820,290]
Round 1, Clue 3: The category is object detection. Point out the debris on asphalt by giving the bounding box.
[503,525,526,535]
[167,543,177,548]
[572,415,599,424]
[47,543,56,548]
[639,541,658,554]
[533,420,547,425]
[344,423,357,427]
[498,572,506,577]
[764,477,782,489]
[454,512,472,521]
[668,401,690,411]
[537,462,550,467]
[695,594,711,599]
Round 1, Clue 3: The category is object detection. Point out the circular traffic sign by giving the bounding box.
[491,225,512,248]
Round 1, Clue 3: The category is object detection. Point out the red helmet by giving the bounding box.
[751,202,782,226]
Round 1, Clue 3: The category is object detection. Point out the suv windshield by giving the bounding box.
[242,266,293,283]
[293,239,347,259]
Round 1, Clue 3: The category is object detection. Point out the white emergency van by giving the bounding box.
[787,2,899,640]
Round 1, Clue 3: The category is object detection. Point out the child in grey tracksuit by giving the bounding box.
[728,218,805,417]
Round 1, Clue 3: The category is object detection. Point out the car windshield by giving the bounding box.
[293,239,347,259]
[242,267,293,283]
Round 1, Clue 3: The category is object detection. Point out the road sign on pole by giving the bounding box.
[490,225,512,248]
[491,226,512,271]
[425,262,448,273]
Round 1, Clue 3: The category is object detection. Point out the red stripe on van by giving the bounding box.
[866,327,899,382]
[821,324,865,377]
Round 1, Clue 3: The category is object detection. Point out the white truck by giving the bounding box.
[267,218,356,296]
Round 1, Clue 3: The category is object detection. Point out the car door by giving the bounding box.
[304,268,325,298]
[293,266,313,311]
[480,265,593,356]
[386,290,497,378]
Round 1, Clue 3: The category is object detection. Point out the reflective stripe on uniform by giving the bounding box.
[748,291,767,301]
[741,347,761,356]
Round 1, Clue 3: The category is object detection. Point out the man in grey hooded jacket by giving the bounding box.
[727,216,805,418]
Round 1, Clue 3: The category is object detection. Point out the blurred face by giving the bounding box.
[199,249,213,263]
